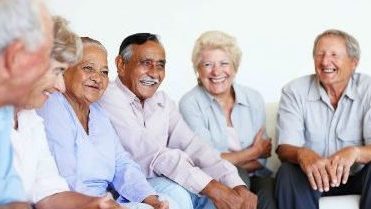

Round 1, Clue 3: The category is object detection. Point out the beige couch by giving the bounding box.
[265,103,360,209]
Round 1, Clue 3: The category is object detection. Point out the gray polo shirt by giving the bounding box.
[277,73,371,159]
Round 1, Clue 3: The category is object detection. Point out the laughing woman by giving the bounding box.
[179,31,277,209]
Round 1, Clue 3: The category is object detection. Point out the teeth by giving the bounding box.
[210,77,226,83]
[140,78,159,86]
[323,68,336,73]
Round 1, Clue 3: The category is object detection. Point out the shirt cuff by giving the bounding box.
[184,169,213,194]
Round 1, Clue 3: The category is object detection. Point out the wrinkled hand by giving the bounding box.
[233,186,257,209]
[143,195,169,209]
[252,128,272,158]
[328,146,359,187]
[201,180,243,209]
[297,147,332,192]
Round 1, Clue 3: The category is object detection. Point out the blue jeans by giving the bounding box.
[148,177,216,209]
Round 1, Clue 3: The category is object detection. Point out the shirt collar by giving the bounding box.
[114,77,165,107]
[307,74,359,101]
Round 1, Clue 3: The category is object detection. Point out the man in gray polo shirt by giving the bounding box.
[275,29,371,209]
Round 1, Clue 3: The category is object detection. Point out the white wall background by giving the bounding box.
[46,0,371,103]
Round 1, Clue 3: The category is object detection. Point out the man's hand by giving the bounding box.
[297,147,332,192]
[142,195,168,209]
[329,146,359,186]
[201,180,243,209]
[251,129,272,158]
[233,186,257,209]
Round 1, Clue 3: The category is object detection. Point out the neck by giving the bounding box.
[322,81,348,109]
[63,91,90,132]
[213,87,235,126]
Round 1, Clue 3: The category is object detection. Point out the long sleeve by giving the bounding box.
[112,134,156,203]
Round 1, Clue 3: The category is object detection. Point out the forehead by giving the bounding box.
[81,44,107,63]
[316,35,347,51]
[131,41,165,60]
[200,48,229,60]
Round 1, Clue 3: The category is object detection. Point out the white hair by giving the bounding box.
[0,0,44,52]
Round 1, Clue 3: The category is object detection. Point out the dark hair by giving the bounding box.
[118,33,159,60]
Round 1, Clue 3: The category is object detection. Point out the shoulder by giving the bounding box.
[179,85,206,107]
[234,83,265,107]
[282,75,314,91]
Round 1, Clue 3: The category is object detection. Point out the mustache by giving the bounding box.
[139,76,159,84]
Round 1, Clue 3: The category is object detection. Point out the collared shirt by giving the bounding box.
[179,84,272,177]
[0,106,26,204]
[277,73,371,171]
[99,77,245,194]
[37,93,156,203]
[11,109,69,203]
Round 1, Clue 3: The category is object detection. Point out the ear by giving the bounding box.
[115,55,126,76]
[351,58,358,72]
[2,40,26,77]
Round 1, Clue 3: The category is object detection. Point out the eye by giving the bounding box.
[202,62,213,68]
[142,60,152,67]
[156,62,165,70]
[53,67,65,75]
[82,65,94,72]
[220,61,230,67]
[100,70,109,76]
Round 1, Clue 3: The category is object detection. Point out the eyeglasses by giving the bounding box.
[199,61,231,70]
[81,65,109,77]
[138,58,166,71]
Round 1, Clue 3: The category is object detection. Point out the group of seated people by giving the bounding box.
[1,1,371,209]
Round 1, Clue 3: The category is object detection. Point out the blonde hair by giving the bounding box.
[192,31,242,74]
[51,16,82,65]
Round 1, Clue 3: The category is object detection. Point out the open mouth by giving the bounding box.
[322,68,336,73]
[139,78,159,86]
[209,76,227,83]
[86,84,100,90]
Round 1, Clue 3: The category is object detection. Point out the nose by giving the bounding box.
[147,65,159,77]
[320,53,333,66]
[54,73,66,93]
[210,63,222,75]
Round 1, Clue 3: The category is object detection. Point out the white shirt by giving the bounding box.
[11,109,69,203]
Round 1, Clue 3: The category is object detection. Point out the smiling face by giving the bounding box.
[22,59,67,109]
[63,43,108,105]
[117,40,166,102]
[314,35,357,90]
[197,48,236,97]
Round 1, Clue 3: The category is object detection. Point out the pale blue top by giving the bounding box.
[179,83,272,177]
[277,73,371,174]
[37,93,156,203]
[0,106,26,204]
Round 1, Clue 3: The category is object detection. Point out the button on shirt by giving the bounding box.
[37,93,156,203]
[11,109,69,203]
[0,106,26,204]
[179,84,272,177]
[277,73,371,172]
[99,78,245,194]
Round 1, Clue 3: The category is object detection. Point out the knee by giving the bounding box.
[276,162,307,188]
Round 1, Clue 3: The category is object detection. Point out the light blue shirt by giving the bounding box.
[0,106,26,204]
[179,84,271,177]
[37,93,156,203]
[277,73,371,173]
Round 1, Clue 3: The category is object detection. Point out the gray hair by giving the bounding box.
[52,16,82,65]
[192,30,242,74]
[313,29,360,61]
[81,36,107,54]
[0,0,44,52]
[118,33,160,62]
